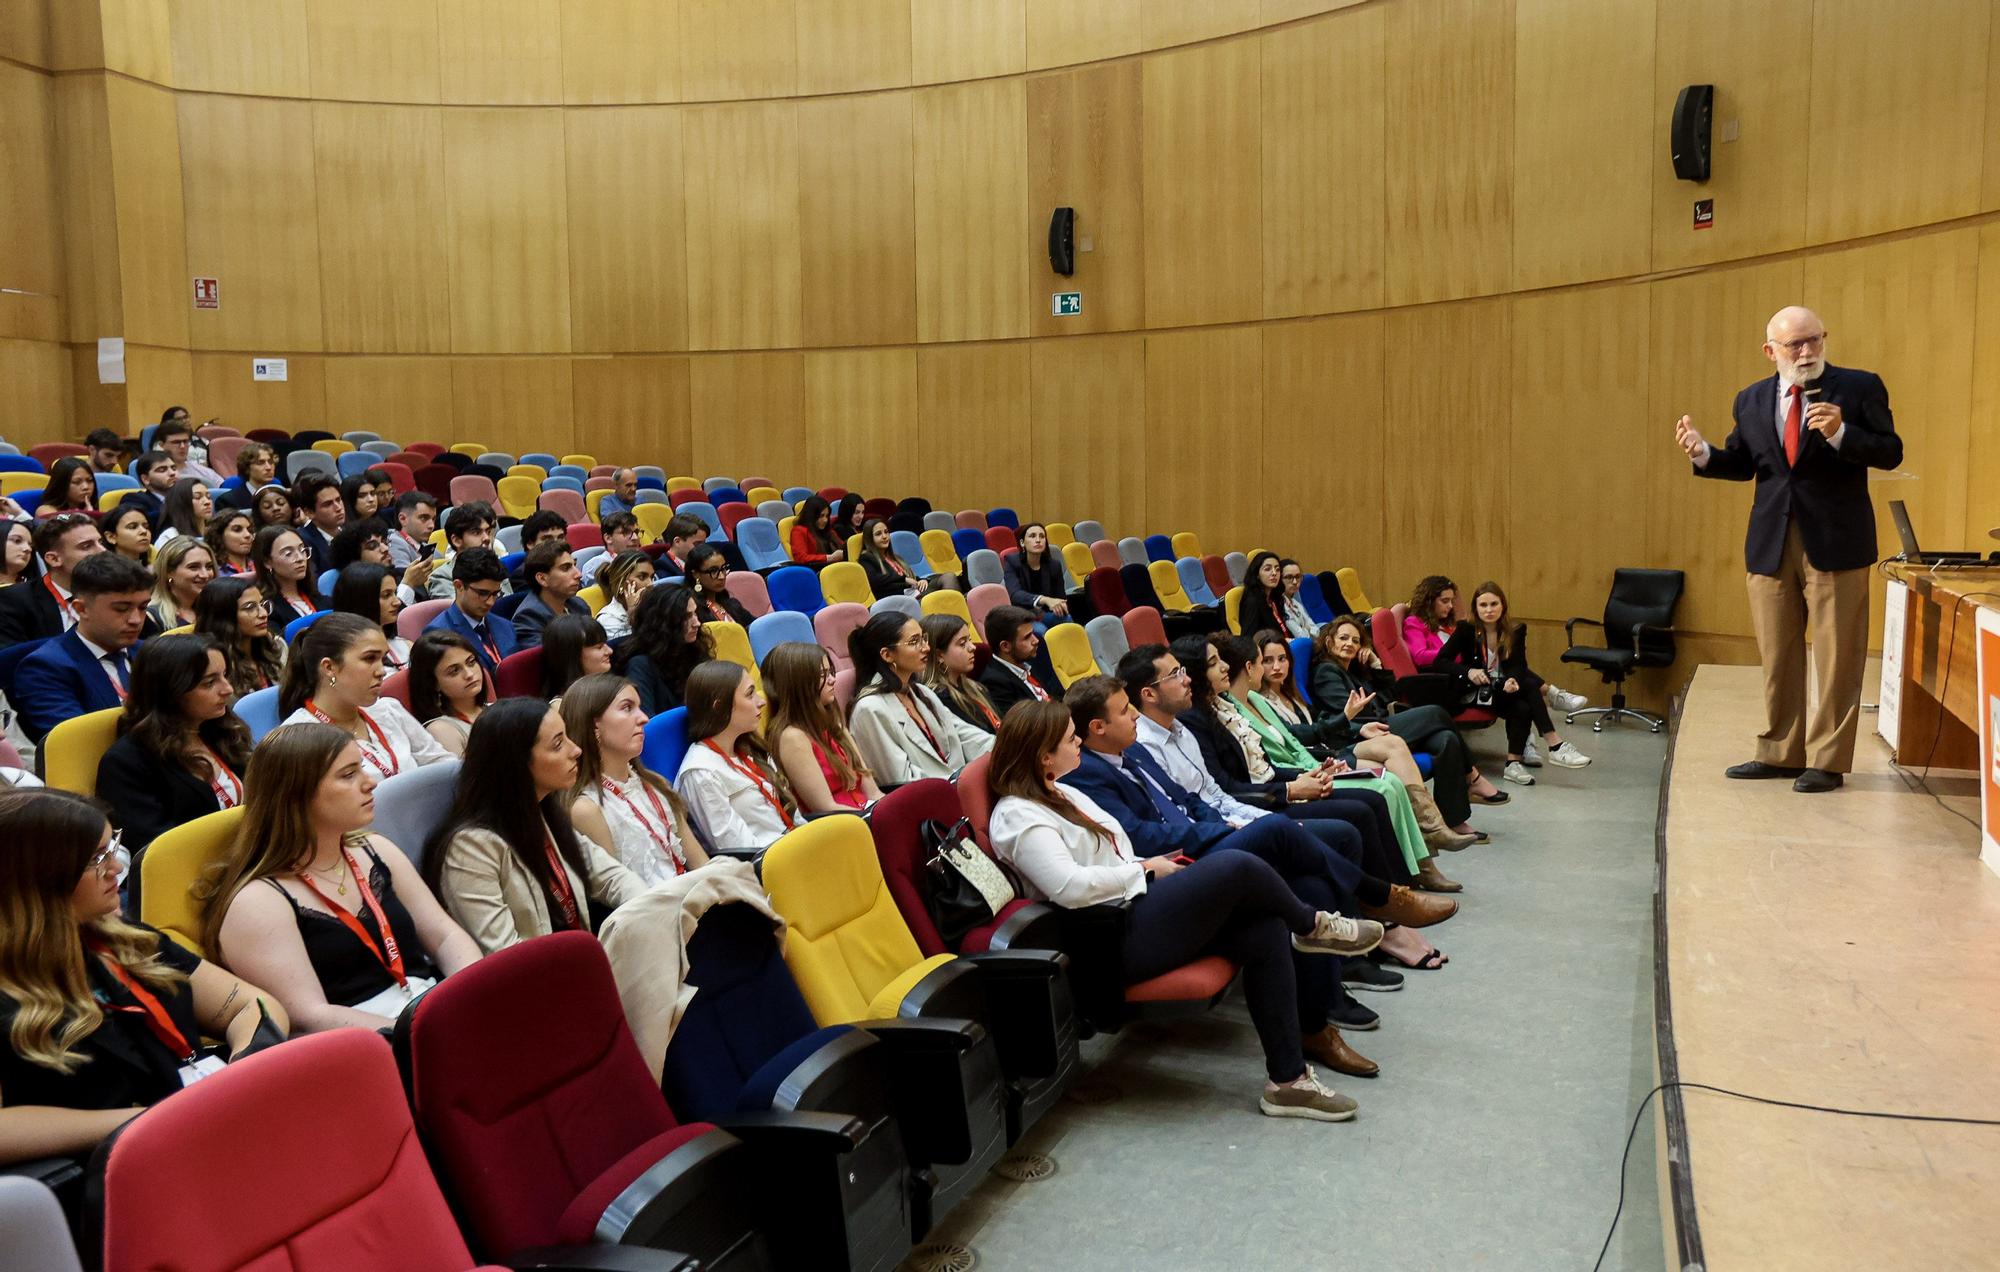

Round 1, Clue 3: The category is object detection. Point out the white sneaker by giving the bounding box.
[1548,686,1590,714]
[1521,738,1544,768]
[1546,741,1592,768]
[1293,912,1384,956]
[1502,761,1537,786]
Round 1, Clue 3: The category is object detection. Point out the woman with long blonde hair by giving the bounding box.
[921,613,1002,744]
[563,673,710,886]
[146,536,217,630]
[763,642,881,812]
[0,789,285,1166]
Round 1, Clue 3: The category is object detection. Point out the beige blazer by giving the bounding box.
[437,823,645,954]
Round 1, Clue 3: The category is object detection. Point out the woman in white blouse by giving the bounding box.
[277,612,452,783]
[845,612,990,785]
[986,699,1367,1124]
[593,551,654,642]
[563,672,709,886]
[674,661,799,851]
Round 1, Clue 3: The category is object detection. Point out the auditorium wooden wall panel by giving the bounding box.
[52,75,120,344]
[1649,0,1810,272]
[1028,334,1147,538]
[1026,60,1145,337]
[178,95,324,352]
[104,77,188,352]
[1260,314,1387,589]
[1507,285,1654,626]
[564,106,689,353]
[305,0,443,103]
[1968,224,2000,546]
[1258,9,1385,319]
[912,0,1026,84]
[1144,327,1264,556]
[558,0,682,105]
[915,342,1033,514]
[191,352,327,431]
[680,0,797,101]
[799,92,919,347]
[0,339,73,438]
[313,104,453,354]
[1510,0,1654,291]
[1261,0,1366,23]
[168,0,308,96]
[1803,0,1989,246]
[571,355,693,473]
[1141,40,1263,327]
[96,0,173,85]
[71,346,127,432]
[796,0,912,96]
[1140,0,1264,51]
[1025,0,1140,72]
[1986,16,2000,213]
[915,79,1031,344]
[0,2,53,67]
[688,352,805,481]
[0,62,65,341]
[441,107,572,354]
[437,0,563,105]
[449,356,574,458]
[322,356,457,443]
[115,346,193,428]
[1382,0,1512,307]
[805,348,921,497]
[682,101,804,351]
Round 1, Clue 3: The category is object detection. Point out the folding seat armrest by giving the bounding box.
[896,957,991,1021]
[1563,615,1603,644]
[592,1126,762,1251]
[0,1155,83,1192]
[961,949,1074,1082]
[981,901,1063,953]
[713,1107,870,1152]
[506,1245,699,1271]
[1055,902,1133,1028]
[857,1017,1002,1169]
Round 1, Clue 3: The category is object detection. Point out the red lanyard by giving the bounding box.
[896,692,947,763]
[890,558,910,579]
[87,939,194,1062]
[292,844,407,990]
[304,700,400,777]
[542,834,582,929]
[44,574,74,627]
[1015,665,1049,701]
[702,740,796,829]
[284,592,314,618]
[973,694,1000,730]
[201,744,242,807]
[602,777,686,874]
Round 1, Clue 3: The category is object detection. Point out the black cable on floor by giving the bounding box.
[1594,1080,2000,1271]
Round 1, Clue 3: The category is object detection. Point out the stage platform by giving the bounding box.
[1657,664,2000,1270]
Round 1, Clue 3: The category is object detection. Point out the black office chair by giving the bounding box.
[1559,568,1684,733]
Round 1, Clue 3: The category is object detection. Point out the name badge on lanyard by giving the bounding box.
[178,1054,228,1086]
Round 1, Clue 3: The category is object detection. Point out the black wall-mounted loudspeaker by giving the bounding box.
[1671,84,1714,183]
[1048,207,1076,276]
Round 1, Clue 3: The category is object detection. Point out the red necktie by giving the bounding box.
[1784,384,1802,466]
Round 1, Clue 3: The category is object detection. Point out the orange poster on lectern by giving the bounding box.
[1978,608,2000,871]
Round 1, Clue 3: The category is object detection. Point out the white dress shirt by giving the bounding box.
[674,741,793,850]
[1132,711,1260,827]
[1693,375,1846,467]
[989,785,1146,908]
[280,698,451,780]
[76,631,131,697]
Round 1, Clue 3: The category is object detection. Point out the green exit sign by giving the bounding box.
[1052,291,1082,317]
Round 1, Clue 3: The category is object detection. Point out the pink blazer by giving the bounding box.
[1402,613,1449,666]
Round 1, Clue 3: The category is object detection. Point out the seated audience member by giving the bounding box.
[291,472,345,579]
[517,509,569,557]
[0,517,32,587]
[686,544,753,626]
[593,550,654,640]
[97,634,249,854]
[204,507,256,576]
[858,517,933,600]
[364,468,397,522]
[562,673,708,886]
[195,575,286,697]
[423,502,499,600]
[101,503,154,564]
[1463,581,1590,782]
[788,496,845,565]
[835,493,866,540]
[384,491,438,570]
[922,612,1002,740]
[580,513,645,587]
[847,612,989,784]
[251,524,318,622]
[331,562,408,670]
[251,484,295,532]
[986,701,1374,1121]
[35,458,98,518]
[84,427,126,475]
[764,642,881,812]
[152,477,212,547]
[14,553,152,744]
[332,520,433,605]
[145,537,216,630]
[540,613,612,701]
[1402,575,1486,691]
[1311,616,1502,834]
[338,474,382,531]
[278,612,452,779]
[598,468,640,521]
[126,450,178,527]
[511,540,588,649]
[653,513,706,576]
[978,605,1056,718]
[614,585,709,714]
[1002,522,1077,619]
[674,660,799,851]
[216,442,280,512]
[154,416,220,487]
[424,545,516,674]
[1276,560,1318,639]
[405,629,488,757]
[1235,553,1291,639]
[0,514,104,644]
[198,722,480,1031]
[422,699,645,953]
[0,789,287,1168]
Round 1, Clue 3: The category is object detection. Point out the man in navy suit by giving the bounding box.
[425,546,518,674]
[13,552,153,743]
[0,514,105,646]
[1675,306,1903,792]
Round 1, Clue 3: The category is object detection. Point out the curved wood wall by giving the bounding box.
[6,0,2000,676]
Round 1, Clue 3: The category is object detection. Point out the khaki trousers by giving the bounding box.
[1744,522,1871,772]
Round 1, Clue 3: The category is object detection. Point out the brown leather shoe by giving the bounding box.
[1303,1026,1378,1078]
[1361,884,1457,928]
[1413,858,1463,893]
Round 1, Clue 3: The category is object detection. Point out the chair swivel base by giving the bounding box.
[1566,690,1664,734]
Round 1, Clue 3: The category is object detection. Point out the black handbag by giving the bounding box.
[920,817,1015,945]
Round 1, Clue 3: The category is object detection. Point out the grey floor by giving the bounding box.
[927,723,1668,1272]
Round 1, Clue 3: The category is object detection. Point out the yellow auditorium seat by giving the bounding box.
[777,516,798,559]
[745,486,780,505]
[1043,623,1098,688]
[1149,561,1194,613]
[450,443,487,457]
[507,464,549,483]
[919,530,962,577]
[634,504,674,541]
[43,707,122,797]
[846,533,862,562]
[1060,541,1094,584]
[429,528,449,552]
[0,473,45,498]
[560,454,597,469]
[99,488,145,512]
[495,476,540,521]
[1336,567,1373,613]
[140,807,243,955]
[312,439,355,456]
[1171,532,1203,560]
[160,624,193,637]
[577,584,607,616]
[586,489,612,522]
[919,589,975,629]
[1224,586,1245,635]
[1045,522,1075,549]
[667,476,700,494]
[702,620,762,692]
[820,562,872,607]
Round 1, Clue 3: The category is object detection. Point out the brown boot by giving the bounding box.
[1413,857,1462,893]
[1302,1026,1378,1078]
[1361,883,1457,928]
[1406,783,1478,852]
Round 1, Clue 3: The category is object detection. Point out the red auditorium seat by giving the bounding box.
[865,778,1053,958]
[1084,567,1130,619]
[492,646,544,698]
[1370,604,1496,728]
[1121,604,1168,649]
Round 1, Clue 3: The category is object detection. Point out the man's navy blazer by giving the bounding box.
[14,630,129,743]
[425,602,518,672]
[1059,746,1231,860]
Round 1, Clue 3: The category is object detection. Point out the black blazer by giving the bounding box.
[623,653,687,717]
[1695,364,1902,574]
[0,575,65,645]
[1180,706,1290,810]
[98,735,226,855]
[1002,552,1068,610]
[977,659,1049,720]
[861,553,921,601]
[694,589,753,628]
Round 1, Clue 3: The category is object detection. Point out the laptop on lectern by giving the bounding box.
[1888,500,1983,565]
